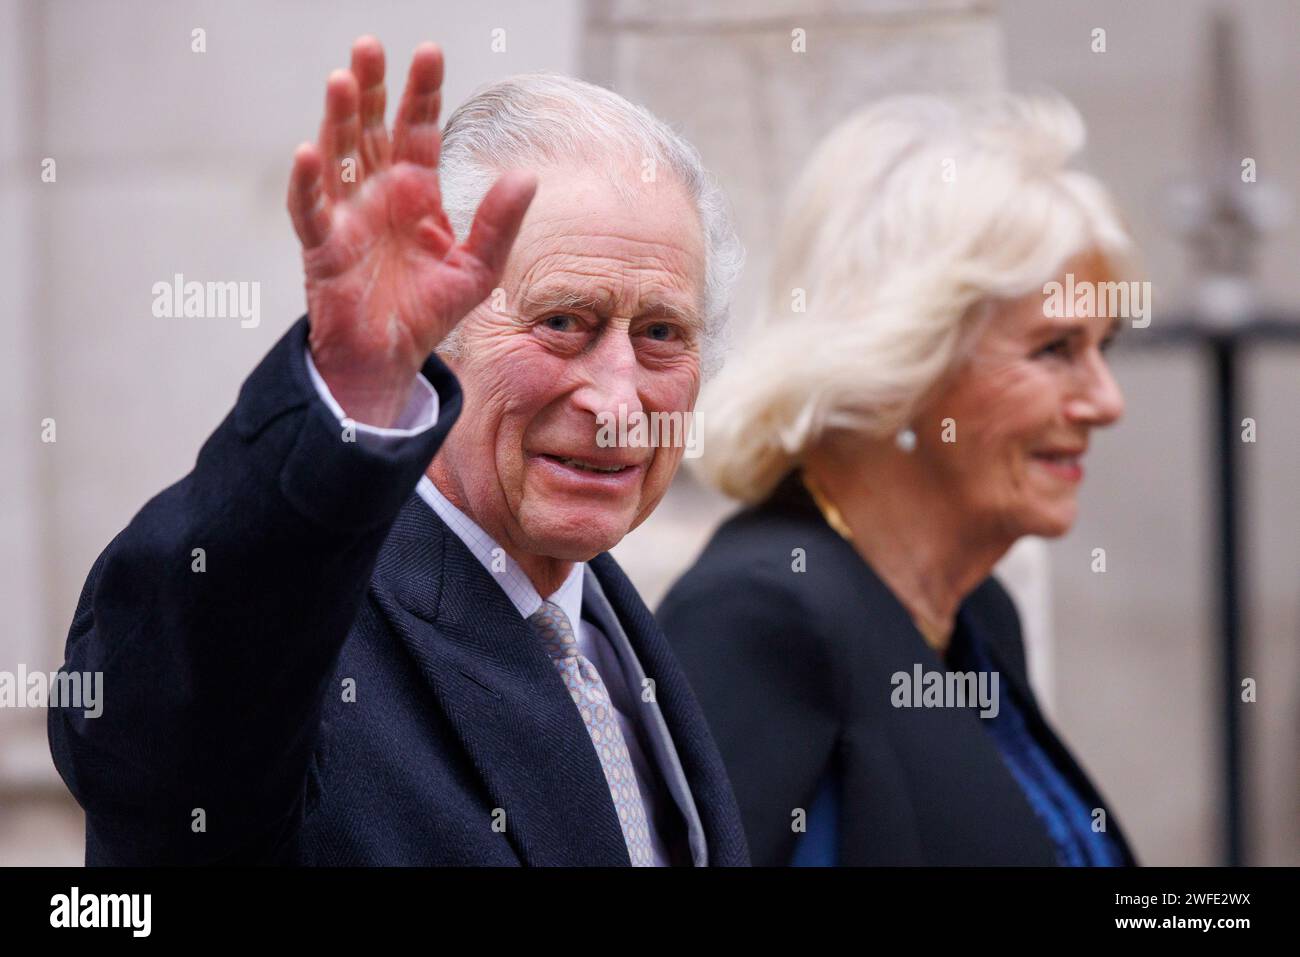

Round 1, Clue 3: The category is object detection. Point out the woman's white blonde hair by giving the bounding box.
[697,91,1136,503]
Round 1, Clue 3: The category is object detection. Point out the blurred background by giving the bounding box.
[1,0,1296,865]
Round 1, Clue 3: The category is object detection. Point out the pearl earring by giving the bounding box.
[895,427,917,453]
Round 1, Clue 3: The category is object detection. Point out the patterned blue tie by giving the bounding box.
[528,600,655,866]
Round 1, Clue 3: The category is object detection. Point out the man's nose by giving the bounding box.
[1065,350,1125,427]
[570,327,644,420]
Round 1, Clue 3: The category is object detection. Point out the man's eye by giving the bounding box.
[644,322,677,342]
[542,314,580,332]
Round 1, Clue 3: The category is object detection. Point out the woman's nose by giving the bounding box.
[1066,352,1125,426]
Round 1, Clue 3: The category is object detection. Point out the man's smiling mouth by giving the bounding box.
[527,447,650,486]
[543,454,631,474]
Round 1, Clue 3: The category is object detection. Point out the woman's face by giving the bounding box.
[913,252,1126,541]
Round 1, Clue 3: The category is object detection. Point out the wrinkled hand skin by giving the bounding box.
[287,35,537,427]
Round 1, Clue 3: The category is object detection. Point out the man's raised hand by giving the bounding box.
[288,36,536,427]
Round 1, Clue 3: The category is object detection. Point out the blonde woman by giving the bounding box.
[659,94,1139,866]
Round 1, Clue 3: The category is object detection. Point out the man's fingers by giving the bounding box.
[461,170,539,281]
[413,213,456,260]
[287,142,332,249]
[350,35,391,174]
[319,69,362,199]
[393,42,444,168]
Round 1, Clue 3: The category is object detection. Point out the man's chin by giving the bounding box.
[517,509,635,562]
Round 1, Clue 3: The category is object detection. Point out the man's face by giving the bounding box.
[431,164,706,562]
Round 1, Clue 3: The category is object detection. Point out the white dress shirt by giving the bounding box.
[305,350,671,866]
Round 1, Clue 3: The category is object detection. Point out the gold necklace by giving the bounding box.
[800,471,853,540]
[801,470,951,652]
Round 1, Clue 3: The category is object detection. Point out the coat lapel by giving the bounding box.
[369,495,631,866]
[975,629,1139,865]
[860,573,1061,864]
[588,553,750,866]
[778,478,1060,864]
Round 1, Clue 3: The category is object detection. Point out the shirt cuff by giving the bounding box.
[304,347,440,445]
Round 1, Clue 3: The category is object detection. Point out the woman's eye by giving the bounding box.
[1099,335,1117,354]
[1034,337,1071,360]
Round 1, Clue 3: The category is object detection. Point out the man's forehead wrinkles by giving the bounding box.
[518,254,696,297]
[522,227,698,258]
[518,261,622,302]
[516,247,685,282]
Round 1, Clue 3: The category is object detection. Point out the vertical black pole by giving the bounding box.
[1211,336,1244,866]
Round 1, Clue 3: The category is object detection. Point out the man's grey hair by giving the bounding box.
[437,72,743,379]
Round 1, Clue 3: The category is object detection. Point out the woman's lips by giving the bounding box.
[1032,450,1084,483]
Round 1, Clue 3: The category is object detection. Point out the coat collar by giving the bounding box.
[586,552,749,866]
[764,470,1136,864]
[768,471,1042,698]
[367,493,749,866]
[369,494,631,866]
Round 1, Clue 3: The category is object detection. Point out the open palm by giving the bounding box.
[287,37,536,427]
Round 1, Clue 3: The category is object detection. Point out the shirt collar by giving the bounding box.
[415,475,585,629]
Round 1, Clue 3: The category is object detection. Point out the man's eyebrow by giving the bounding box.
[518,289,604,314]
[518,287,702,326]
[639,297,703,327]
